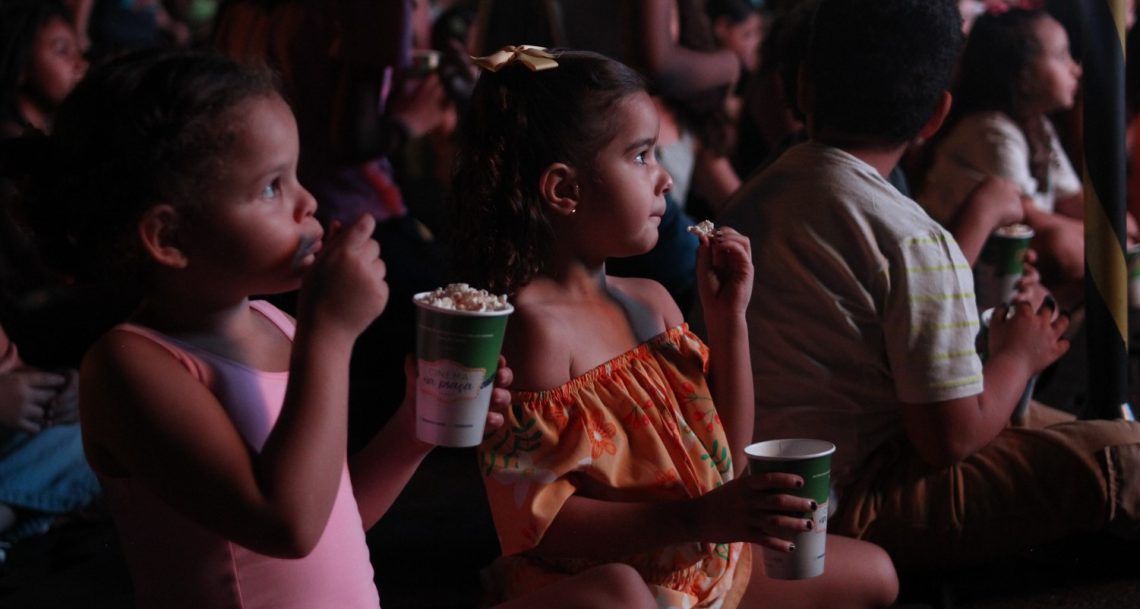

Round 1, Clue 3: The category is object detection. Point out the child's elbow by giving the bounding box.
[248,520,324,559]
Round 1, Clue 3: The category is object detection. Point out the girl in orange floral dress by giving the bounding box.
[451,47,898,609]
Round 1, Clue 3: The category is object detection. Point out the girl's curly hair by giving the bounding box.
[450,49,646,295]
[36,48,279,283]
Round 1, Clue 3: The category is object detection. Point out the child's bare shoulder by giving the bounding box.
[606,276,684,329]
[500,297,576,392]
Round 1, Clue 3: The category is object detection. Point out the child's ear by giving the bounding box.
[137,204,189,269]
[538,162,579,217]
[917,91,953,142]
[712,17,731,44]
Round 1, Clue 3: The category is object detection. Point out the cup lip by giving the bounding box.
[413,292,515,316]
[745,438,836,461]
[991,223,1035,239]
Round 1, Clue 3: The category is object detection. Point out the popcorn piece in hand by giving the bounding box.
[416,283,511,312]
[687,220,716,237]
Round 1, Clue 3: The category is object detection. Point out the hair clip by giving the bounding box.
[471,45,559,73]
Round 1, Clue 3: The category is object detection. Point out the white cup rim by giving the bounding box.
[745,438,836,461]
[413,292,514,316]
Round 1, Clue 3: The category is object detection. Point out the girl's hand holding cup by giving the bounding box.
[688,471,815,553]
[399,354,515,449]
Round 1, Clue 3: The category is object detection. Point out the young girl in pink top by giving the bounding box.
[453,47,898,609]
[43,49,653,609]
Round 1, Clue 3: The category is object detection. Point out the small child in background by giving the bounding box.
[0,0,88,137]
[917,7,1089,308]
[453,47,897,609]
[707,0,764,80]
[41,49,653,609]
[0,322,99,559]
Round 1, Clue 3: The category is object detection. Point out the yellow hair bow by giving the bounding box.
[471,45,559,73]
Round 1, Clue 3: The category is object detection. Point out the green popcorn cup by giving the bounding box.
[745,439,835,580]
[975,224,1034,310]
[413,294,513,447]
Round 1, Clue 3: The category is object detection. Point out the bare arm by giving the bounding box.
[634,0,739,100]
[532,472,812,560]
[348,391,433,530]
[696,229,754,475]
[948,176,1025,265]
[690,149,741,216]
[350,357,514,529]
[899,302,1069,467]
[81,216,388,558]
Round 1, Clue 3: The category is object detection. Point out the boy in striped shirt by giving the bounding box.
[721,0,1139,569]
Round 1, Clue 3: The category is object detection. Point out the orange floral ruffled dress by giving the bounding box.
[478,326,750,609]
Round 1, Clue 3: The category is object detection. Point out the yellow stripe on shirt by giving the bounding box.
[929,374,984,390]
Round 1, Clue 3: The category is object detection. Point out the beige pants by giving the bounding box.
[832,403,1140,570]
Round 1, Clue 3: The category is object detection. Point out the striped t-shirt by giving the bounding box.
[720,142,984,487]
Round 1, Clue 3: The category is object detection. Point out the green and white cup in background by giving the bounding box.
[1128,245,1140,309]
[745,439,835,580]
[413,293,513,447]
[975,223,1034,310]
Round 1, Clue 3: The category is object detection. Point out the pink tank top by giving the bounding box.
[98,301,380,609]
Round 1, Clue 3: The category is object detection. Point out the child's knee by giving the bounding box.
[865,544,900,608]
[587,563,654,606]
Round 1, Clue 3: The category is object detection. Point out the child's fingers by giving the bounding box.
[490,387,512,411]
[483,410,505,437]
[494,356,513,390]
[748,512,812,545]
[754,536,799,555]
[343,213,378,248]
[1051,310,1071,336]
[748,472,804,491]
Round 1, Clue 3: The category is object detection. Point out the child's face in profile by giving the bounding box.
[714,13,764,73]
[1026,16,1081,113]
[24,16,87,110]
[574,91,673,259]
[183,94,324,296]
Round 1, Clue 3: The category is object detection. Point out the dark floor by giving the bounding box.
[1,312,1138,608]
[2,449,1139,609]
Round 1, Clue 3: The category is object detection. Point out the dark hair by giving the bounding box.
[0,0,72,131]
[807,0,963,146]
[939,9,1055,191]
[40,48,279,282]
[759,0,819,121]
[706,0,760,24]
[450,49,646,294]
[950,9,1050,122]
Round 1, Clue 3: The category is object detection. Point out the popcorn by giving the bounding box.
[415,283,510,312]
[687,219,716,237]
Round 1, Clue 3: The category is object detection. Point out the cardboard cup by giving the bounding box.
[975,224,1034,310]
[413,294,513,447]
[1128,246,1140,309]
[745,439,835,580]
